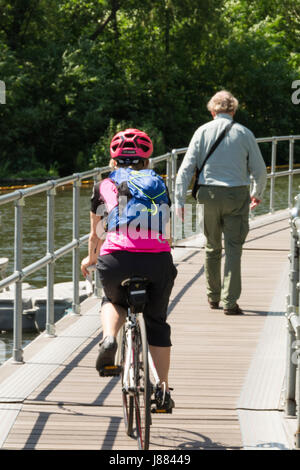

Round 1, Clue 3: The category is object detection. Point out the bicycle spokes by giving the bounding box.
[134,317,151,450]
[120,314,151,450]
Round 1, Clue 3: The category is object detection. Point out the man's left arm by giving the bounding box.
[247,132,267,204]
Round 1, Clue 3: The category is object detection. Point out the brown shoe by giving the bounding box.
[208,299,220,309]
[224,304,243,315]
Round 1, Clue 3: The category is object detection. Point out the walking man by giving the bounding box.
[175,90,267,315]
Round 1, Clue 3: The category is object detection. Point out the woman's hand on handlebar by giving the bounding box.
[81,256,93,278]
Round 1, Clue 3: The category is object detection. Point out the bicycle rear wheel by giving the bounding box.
[134,314,151,450]
[119,325,134,436]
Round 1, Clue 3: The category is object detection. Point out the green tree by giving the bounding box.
[0,0,299,179]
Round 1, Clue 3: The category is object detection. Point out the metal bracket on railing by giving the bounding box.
[48,186,56,197]
[16,193,25,206]
[93,168,102,182]
[288,312,300,333]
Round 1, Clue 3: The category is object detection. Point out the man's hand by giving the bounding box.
[250,197,261,210]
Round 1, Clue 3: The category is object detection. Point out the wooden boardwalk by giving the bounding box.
[0,210,293,450]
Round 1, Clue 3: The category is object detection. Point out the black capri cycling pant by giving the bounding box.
[97,251,177,347]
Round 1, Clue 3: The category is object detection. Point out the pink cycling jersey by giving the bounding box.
[100,229,171,255]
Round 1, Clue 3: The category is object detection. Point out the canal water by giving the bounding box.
[0,184,93,364]
[0,174,299,364]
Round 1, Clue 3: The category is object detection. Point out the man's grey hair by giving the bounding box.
[207,90,239,114]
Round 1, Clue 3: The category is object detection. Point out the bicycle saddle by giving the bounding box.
[121,276,149,287]
[121,277,150,311]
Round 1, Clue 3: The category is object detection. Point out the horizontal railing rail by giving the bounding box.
[0,167,111,362]
[0,134,299,363]
[165,135,300,212]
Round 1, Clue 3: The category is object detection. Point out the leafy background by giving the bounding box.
[0,0,299,178]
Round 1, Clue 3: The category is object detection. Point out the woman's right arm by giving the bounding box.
[81,211,105,277]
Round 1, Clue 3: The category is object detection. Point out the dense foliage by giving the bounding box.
[0,0,299,177]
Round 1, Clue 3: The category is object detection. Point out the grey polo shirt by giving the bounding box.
[175,113,267,207]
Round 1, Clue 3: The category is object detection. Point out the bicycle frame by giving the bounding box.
[121,309,160,395]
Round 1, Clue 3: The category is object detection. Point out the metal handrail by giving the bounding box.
[0,166,111,362]
[286,193,300,449]
[0,135,299,363]
[167,135,300,212]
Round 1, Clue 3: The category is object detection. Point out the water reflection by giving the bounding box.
[0,185,93,363]
[0,185,92,288]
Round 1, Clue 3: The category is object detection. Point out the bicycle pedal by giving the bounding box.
[99,365,122,377]
[151,406,172,414]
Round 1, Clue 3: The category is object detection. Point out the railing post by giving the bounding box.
[286,195,300,424]
[72,177,81,315]
[46,185,56,336]
[94,269,102,298]
[13,195,25,363]
[288,138,295,209]
[93,170,102,299]
[166,152,172,195]
[171,149,177,241]
[294,211,300,448]
[297,346,300,449]
[285,313,297,416]
[269,139,277,213]
[148,157,154,170]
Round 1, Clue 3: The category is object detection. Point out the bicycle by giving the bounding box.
[100,276,171,450]
[86,268,172,450]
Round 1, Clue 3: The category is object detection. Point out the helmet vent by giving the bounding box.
[139,136,150,142]
[124,142,135,148]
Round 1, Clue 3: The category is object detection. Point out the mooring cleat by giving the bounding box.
[99,365,122,377]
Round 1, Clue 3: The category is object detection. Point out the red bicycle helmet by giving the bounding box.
[110,128,153,160]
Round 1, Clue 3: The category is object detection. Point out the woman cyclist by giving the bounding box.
[81,128,177,411]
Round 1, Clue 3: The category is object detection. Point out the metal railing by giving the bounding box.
[166,135,300,212]
[0,135,299,364]
[256,136,300,212]
[0,167,112,362]
[286,193,300,449]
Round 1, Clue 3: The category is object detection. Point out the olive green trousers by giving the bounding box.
[197,185,250,309]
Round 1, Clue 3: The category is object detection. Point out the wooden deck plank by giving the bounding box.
[0,212,291,450]
[2,403,242,450]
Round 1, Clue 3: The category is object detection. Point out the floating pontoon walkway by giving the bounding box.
[0,209,296,450]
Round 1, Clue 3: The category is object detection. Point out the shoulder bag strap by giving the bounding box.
[192,120,234,199]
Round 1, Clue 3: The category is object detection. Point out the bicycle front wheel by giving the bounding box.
[134,314,151,450]
[119,325,134,436]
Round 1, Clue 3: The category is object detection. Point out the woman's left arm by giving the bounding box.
[81,211,105,277]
